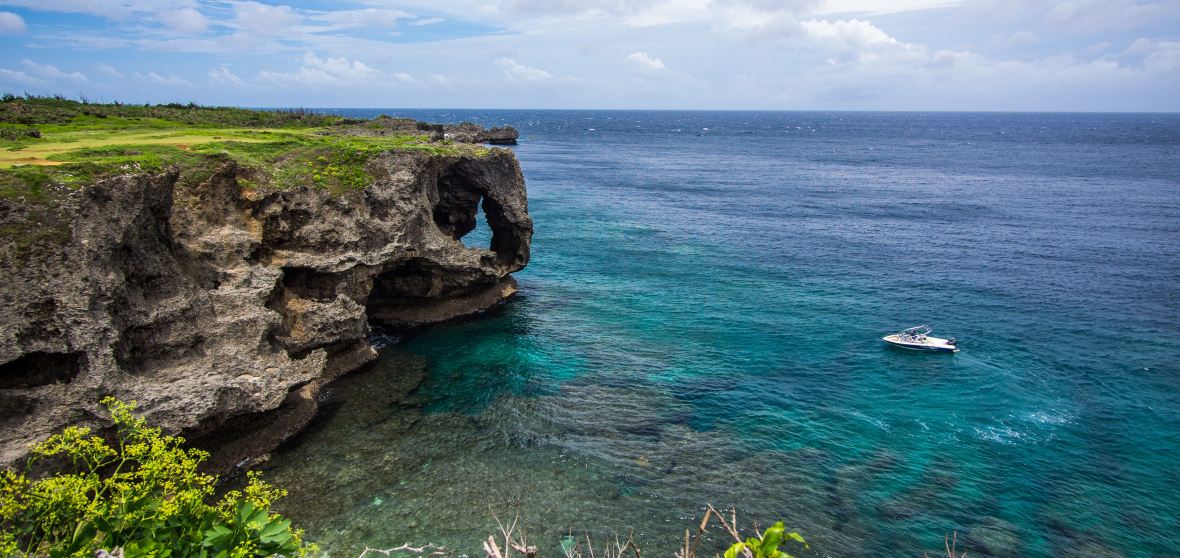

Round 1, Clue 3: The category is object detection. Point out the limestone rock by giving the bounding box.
[0,142,532,470]
[443,123,520,145]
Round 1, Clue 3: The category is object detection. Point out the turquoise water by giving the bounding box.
[265,111,1180,558]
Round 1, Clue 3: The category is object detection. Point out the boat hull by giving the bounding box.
[882,335,959,353]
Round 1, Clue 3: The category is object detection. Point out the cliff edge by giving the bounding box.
[0,99,532,470]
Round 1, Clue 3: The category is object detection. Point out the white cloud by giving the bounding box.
[0,11,25,34]
[710,4,924,67]
[0,1,214,35]
[156,7,207,34]
[95,63,123,78]
[302,53,381,79]
[495,57,553,81]
[1086,41,1111,55]
[0,0,143,19]
[0,59,94,90]
[133,71,191,86]
[777,31,1180,111]
[815,0,961,15]
[1122,38,1180,72]
[802,18,897,47]
[392,71,418,84]
[399,0,714,28]
[500,0,708,19]
[23,59,88,82]
[253,53,426,89]
[410,17,446,26]
[258,53,384,86]
[311,8,412,28]
[991,30,1039,50]
[1044,0,1178,33]
[625,51,667,70]
[232,1,302,37]
[2,0,1178,110]
[711,1,811,39]
[0,68,41,86]
[209,66,243,84]
[621,0,712,26]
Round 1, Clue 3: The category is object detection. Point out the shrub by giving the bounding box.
[0,397,314,558]
[722,522,807,558]
[473,503,806,558]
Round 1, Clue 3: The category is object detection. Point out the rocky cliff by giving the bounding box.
[0,128,531,470]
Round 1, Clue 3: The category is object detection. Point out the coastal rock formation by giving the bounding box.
[483,127,520,145]
[0,144,531,470]
[340,117,519,146]
[444,123,520,145]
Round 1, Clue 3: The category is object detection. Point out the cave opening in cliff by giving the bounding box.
[433,168,510,260]
[0,352,84,389]
[463,199,495,250]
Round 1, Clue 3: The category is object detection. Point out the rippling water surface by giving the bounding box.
[264,111,1180,558]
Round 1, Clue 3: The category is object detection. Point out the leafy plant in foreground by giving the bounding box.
[0,397,314,558]
[722,522,807,558]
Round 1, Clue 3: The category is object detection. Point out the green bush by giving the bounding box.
[723,522,807,558]
[0,398,314,558]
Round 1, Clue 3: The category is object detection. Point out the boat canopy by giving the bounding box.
[901,325,932,335]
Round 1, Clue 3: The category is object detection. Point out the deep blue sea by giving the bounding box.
[264,111,1180,558]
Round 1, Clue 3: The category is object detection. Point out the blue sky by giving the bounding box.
[0,0,1178,110]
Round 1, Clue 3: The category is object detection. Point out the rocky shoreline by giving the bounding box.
[0,122,532,471]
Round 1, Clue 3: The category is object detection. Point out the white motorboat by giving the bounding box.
[882,325,958,353]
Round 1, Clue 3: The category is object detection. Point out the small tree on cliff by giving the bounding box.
[0,397,315,558]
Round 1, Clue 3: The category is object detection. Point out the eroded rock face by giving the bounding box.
[443,123,520,145]
[0,147,531,470]
[340,118,520,145]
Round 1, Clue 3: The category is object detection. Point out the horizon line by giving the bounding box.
[7,95,1177,114]
[253,106,1180,115]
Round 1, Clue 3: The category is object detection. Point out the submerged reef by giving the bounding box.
[0,98,532,470]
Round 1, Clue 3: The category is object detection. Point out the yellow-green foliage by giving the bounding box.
[723,522,807,558]
[0,398,315,558]
[0,96,346,129]
[0,98,475,198]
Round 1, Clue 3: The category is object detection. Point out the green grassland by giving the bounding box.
[0,95,490,258]
[0,95,482,194]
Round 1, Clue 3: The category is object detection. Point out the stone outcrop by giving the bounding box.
[0,142,531,470]
[341,118,519,146]
[443,123,519,145]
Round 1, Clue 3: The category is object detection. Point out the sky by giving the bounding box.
[0,0,1178,111]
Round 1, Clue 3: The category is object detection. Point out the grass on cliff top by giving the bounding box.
[0,96,494,258]
[0,95,487,195]
[0,93,348,128]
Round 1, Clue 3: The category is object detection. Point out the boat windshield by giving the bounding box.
[898,325,932,341]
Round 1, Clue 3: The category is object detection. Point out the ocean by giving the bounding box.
[262,111,1180,558]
